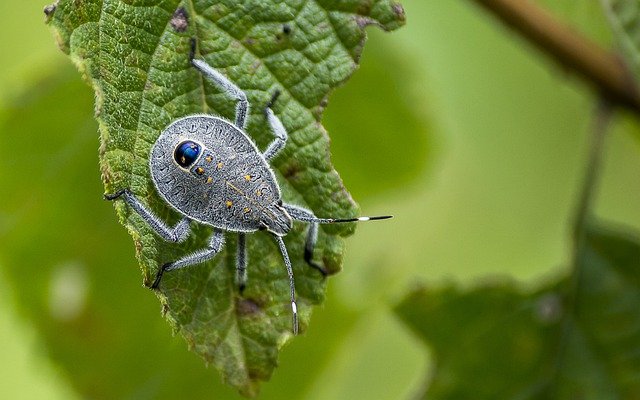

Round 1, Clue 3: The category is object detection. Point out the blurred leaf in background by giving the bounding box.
[391,1,640,399]
[1,0,640,399]
[397,225,640,399]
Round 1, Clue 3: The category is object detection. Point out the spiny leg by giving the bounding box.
[105,189,191,243]
[274,235,299,335]
[152,229,225,289]
[263,90,288,161]
[236,233,247,293]
[281,204,327,276]
[190,39,249,129]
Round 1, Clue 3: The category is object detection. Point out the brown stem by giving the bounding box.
[470,0,640,114]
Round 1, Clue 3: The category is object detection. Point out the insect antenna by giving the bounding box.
[282,204,392,225]
[290,213,392,224]
[321,215,393,223]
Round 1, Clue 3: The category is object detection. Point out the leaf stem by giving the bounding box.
[550,98,612,395]
[469,0,640,114]
[573,99,612,238]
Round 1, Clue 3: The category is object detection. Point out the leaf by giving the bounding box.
[396,223,640,399]
[0,33,418,397]
[601,0,640,80]
[46,0,405,395]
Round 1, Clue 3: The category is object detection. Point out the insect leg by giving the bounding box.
[105,189,191,242]
[151,229,225,289]
[191,57,249,129]
[236,233,247,292]
[263,91,289,161]
[274,235,299,335]
[281,204,328,276]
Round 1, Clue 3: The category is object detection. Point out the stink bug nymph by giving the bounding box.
[105,39,391,334]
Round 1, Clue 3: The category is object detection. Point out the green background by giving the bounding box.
[1,1,639,399]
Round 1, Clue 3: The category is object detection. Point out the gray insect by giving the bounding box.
[106,40,390,334]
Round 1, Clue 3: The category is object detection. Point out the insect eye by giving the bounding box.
[174,141,201,168]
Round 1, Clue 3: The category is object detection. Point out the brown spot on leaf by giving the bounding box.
[282,162,301,180]
[170,7,189,33]
[237,298,262,316]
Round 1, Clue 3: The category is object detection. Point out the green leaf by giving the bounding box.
[46,0,404,395]
[396,224,640,399]
[601,0,640,80]
[0,36,418,396]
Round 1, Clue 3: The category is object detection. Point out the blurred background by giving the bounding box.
[1,1,639,399]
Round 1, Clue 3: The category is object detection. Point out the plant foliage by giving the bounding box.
[397,225,640,400]
[46,0,404,395]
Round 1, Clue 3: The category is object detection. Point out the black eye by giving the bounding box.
[174,141,201,168]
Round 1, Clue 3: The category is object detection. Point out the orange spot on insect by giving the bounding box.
[244,207,250,213]
[226,200,233,208]
[206,177,213,184]
[256,189,262,196]
[244,174,251,181]
[205,155,213,163]
[217,162,224,170]
[195,167,205,175]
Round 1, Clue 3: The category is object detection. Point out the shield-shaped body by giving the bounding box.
[150,115,292,235]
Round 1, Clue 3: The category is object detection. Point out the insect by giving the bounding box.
[105,39,391,334]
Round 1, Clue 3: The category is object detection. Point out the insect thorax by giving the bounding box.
[150,115,287,233]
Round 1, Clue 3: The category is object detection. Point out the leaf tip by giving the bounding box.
[373,1,407,31]
[390,2,407,26]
